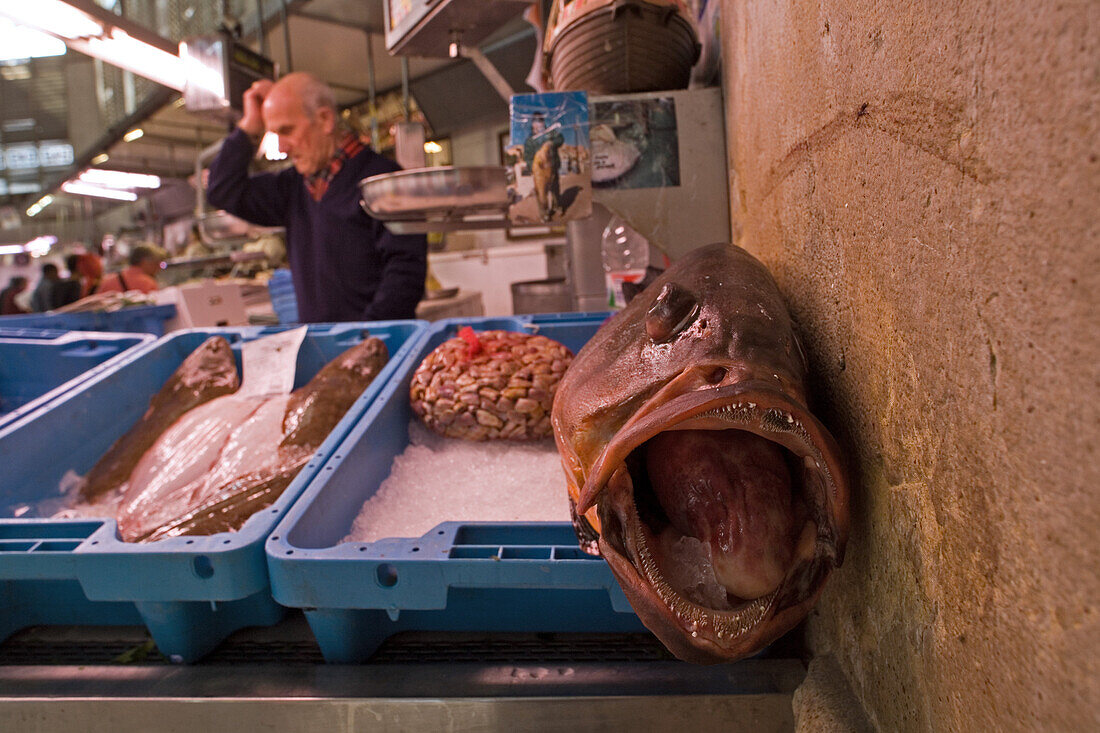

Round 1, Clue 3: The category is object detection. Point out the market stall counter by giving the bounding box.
[0,315,806,732]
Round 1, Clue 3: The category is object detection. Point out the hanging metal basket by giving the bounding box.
[545,0,701,95]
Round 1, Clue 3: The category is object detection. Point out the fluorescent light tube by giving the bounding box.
[79,168,160,189]
[72,28,186,91]
[61,180,139,201]
[26,194,54,217]
[0,0,102,39]
[25,235,57,256]
[0,1,186,91]
[0,18,67,61]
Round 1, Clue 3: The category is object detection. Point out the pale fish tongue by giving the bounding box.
[645,428,796,601]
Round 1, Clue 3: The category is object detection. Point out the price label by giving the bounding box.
[238,326,308,398]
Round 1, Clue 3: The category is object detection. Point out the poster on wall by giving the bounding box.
[506,91,592,226]
[590,97,680,190]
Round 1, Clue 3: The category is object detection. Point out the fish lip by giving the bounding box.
[576,381,849,556]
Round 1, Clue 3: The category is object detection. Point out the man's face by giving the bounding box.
[263,92,335,177]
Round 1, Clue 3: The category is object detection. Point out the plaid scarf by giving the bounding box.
[304,132,366,201]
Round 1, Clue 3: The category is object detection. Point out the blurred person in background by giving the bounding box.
[30,263,63,312]
[0,276,29,315]
[54,255,85,308]
[96,244,166,294]
[69,251,104,298]
[182,223,214,259]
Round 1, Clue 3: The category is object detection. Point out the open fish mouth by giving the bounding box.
[577,379,847,663]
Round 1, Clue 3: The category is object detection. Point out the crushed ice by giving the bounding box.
[5,470,124,520]
[343,420,571,543]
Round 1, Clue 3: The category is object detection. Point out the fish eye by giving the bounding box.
[645,283,699,342]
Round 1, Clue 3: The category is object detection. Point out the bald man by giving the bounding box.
[206,73,427,323]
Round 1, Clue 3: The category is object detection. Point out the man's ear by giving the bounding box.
[317,107,337,135]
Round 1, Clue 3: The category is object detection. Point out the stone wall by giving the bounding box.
[719,1,1098,729]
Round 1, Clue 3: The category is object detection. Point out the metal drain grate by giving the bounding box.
[0,636,168,666]
[0,621,805,666]
[370,632,676,664]
[201,639,326,665]
[0,628,677,666]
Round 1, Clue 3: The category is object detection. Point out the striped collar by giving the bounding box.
[304,131,367,201]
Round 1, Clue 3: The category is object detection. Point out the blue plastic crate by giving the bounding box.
[0,303,178,336]
[0,328,154,431]
[266,313,645,663]
[268,269,298,324]
[0,320,427,662]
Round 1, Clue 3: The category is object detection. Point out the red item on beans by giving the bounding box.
[458,326,482,358]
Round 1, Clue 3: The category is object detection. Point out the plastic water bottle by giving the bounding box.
[601,215,649,310]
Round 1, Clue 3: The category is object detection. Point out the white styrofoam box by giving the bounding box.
[155,280,250,331]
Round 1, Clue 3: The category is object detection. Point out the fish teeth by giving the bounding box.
[702,403,756,422]
[763,408,792,431]
[632,519,776,640]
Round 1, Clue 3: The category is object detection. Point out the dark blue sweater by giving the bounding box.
[206,128,427,323]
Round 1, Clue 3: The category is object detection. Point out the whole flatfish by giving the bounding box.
[551,243,849,664]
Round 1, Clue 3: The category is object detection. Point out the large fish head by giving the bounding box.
[551,243,849,664]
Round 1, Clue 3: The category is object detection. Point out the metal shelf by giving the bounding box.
[0,612,805,731]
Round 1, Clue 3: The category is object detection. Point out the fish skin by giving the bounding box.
[134,463,306,543]
[117,335,389,541]
[115,394,276,541]
[551,243,849,664]
[282,336,389,449]
[79,336,239,502]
